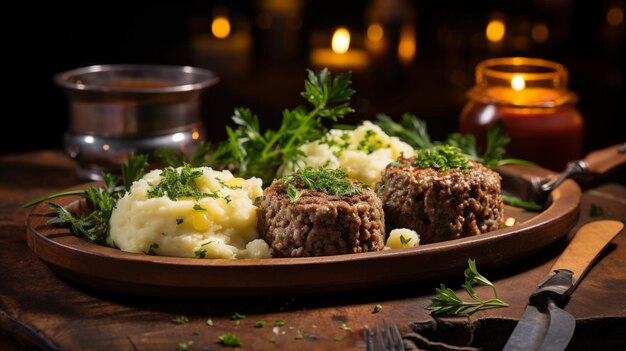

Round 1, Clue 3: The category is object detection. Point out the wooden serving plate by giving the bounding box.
[26,165,581,298]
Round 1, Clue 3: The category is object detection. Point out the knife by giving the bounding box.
[502,220,624,351]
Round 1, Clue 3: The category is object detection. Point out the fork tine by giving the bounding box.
[364,327,374,351]
[388,319,404,351]
[375,322,387,350]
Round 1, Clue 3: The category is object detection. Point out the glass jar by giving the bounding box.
[459,57,584,170]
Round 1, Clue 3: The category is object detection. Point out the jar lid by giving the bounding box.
[467,57,578,107]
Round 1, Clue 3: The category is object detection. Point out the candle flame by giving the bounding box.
[332,27,350,54]
[486,19,505,42]
[511,75,526,91]
[398,25,416,63]
[367,23,384,42]
[607,7,624,26]
[212,16,231,39]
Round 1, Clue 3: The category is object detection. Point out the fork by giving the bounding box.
[364,319,404,351]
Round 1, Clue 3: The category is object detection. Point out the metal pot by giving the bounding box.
[54,64,219,180]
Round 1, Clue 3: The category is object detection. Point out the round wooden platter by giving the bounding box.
[26,165,581,298]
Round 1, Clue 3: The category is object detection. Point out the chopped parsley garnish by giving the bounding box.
[372,304,382,313]
[231,312,246,320]
[282,167,364,202]
[172,315,189,324]
[176,341,191,351]
[269,336,277,343]
[414,145,471,171]
[218,333,243,347]
[274,319,286,327]
[148,164,217,200]
[356,129,384,154]
[194,248,207,258]
[206,318,214,326]
[216,177,242,190]
[223,194,232,203]
[145,243,159,256]
[400,235,411,245]
[176,218,183,225]
[254,320,267,328]
[295,330,304,340]
[193,204,206,211]
[334,335,343,341]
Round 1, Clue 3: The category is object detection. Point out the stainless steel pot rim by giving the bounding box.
[54,64,219,94]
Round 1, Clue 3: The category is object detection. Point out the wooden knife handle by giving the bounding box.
[551,220,624,289]
[583,143,626,174]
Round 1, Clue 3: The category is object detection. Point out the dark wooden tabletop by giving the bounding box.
[1,150,625,351]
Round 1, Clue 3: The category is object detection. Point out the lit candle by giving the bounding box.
[309,27,370,71]
[190,14,252,78]
[459,57,584,170]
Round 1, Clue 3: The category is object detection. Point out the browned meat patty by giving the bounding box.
[257,178,386,257]
[377,157,503,244]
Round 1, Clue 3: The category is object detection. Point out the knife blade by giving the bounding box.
[502,220,624,351]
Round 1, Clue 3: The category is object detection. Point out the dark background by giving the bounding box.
[6,1,625,169]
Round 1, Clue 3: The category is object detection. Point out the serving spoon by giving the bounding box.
[500,142,626,209]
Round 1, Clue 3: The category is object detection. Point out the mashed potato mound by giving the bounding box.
[278,121,414,187]
[108,167,272,259]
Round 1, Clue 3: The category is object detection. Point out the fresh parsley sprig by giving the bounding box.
[426,259,508,316]
[209,68,355,185]
[23,153,149,245]
[375,114,534,169]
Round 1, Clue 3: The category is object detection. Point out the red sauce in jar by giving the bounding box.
[459,58,584,171]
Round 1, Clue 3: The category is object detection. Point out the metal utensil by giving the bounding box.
[502,220,624,351]
[501,142,626,208]
[365,319,404,351]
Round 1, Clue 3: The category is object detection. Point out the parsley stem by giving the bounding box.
[22,190,86,208]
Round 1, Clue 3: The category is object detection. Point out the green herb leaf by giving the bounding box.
[334,335,343,341]
[194,248,207,258]
[231,312,246,320]
[372,304,382,313]
[295,330,304,340]
[375,113,433,149]
[426,259,508,316]
[206,318,214,326]
[274,319,286,327]
[193,204,206,211]
[218,333,243,347]
[145,243,159,256]
[122,153,149,191]
[254,320,267,328]
[176,341,190,351]
[502,194,542,211]
[399,235,411,245]
[176,218,184,224]
[590,203,605,217]
[172,315,189,324]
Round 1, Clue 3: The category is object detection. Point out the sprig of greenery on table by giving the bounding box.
[22,154,149,245]
[206,68,355,185]
[426,259,508,316]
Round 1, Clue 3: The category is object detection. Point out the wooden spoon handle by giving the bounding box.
[551,220,624,288]
[583,143,626,174]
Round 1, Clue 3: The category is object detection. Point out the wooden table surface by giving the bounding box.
[1,150,625,351]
